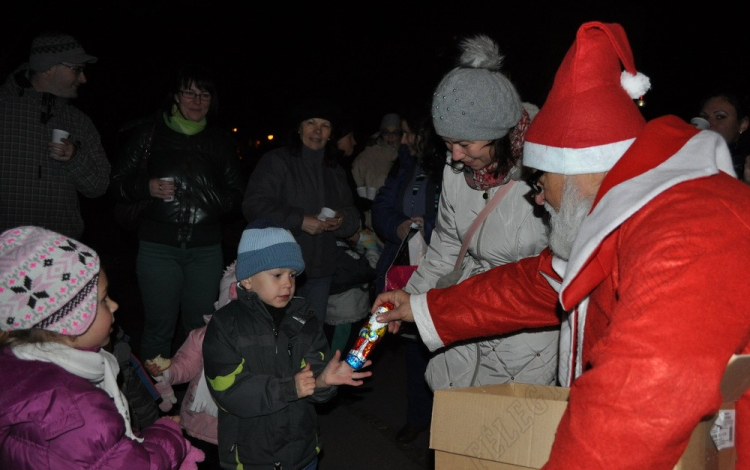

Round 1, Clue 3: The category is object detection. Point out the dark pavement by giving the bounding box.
[316,333,433,470]
[84,205,434,470]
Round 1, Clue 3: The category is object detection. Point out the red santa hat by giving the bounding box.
[523,22,651,175]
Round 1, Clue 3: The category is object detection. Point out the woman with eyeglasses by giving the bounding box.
[110,64,244,367]
[401,35,557,404]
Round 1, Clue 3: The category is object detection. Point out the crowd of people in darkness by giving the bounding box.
[1,23,750,470]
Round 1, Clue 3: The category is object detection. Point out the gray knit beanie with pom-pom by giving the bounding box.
[432,35,522,141]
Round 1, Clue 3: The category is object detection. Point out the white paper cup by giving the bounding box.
[366,187,377,200]
[356,186,367,198]
[318,207,336,221]
[161,177,175,202]
[51,129,70,144]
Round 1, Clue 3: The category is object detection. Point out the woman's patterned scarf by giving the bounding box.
[464,107,531,191]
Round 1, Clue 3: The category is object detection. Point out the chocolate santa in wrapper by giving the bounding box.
[344,302,393,370]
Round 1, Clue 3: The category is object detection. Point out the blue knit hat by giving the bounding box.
[235,227,305,281]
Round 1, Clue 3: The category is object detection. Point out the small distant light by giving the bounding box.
[267,134,274,141]
[232,127,238,133]
[636,96,646,108]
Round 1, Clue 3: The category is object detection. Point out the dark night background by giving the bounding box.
[1,6,747,464]
[2,1,749,163]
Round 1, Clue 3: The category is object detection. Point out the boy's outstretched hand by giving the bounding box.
[316,350,373,389]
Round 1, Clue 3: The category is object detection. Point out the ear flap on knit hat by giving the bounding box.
[523,22,651,175]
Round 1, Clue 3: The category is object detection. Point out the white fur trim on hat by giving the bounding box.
[524,139,636,175]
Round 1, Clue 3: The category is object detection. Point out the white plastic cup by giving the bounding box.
[51,129,70,144]
[318,207,336,221]
[690,117,710,130]
[356,186,367,198]
[161,177,175,202]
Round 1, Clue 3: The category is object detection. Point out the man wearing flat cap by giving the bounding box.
[0,31,110,239]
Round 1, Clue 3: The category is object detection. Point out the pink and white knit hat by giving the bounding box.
[0,226,100,336]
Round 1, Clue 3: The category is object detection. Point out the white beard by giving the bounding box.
[544,177,594,261]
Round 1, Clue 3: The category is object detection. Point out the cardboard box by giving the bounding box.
[431,355,750,470]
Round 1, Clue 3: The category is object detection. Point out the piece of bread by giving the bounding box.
[147,355,172,371]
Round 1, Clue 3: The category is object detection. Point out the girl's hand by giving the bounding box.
[163,415,181,425]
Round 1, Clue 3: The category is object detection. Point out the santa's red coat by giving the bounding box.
[413,116,750,469]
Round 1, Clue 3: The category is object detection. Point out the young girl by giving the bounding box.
[0,226,204,470]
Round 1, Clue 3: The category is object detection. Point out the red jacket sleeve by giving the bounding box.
[426,248,561,346]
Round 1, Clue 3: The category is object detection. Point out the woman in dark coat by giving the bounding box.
[242,98,360,324]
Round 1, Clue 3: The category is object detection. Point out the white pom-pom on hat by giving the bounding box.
[621,71,651,99]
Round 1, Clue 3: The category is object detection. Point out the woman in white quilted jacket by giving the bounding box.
[404,35,559,405]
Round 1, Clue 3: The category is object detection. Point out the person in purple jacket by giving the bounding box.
[0,225,204,470]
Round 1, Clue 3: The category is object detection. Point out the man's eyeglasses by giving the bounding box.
[179,90,212,101]
[59,63,85,76]
[527,170,546,194]
[381,130,403,137]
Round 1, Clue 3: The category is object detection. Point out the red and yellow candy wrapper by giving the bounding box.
[344,302,394,370]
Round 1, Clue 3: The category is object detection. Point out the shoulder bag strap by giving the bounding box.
[454,180,516,269]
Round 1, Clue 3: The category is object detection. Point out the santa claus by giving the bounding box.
[374,21,750,470]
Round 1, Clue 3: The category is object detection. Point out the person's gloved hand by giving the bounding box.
[178,442,205,470]
[153,377,177,412]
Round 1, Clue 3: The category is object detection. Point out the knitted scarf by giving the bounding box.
[12,342,143,442]
[464,107,532,191]
[165,104,207,135]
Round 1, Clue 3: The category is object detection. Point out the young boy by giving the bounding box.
[202,224,373,470]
